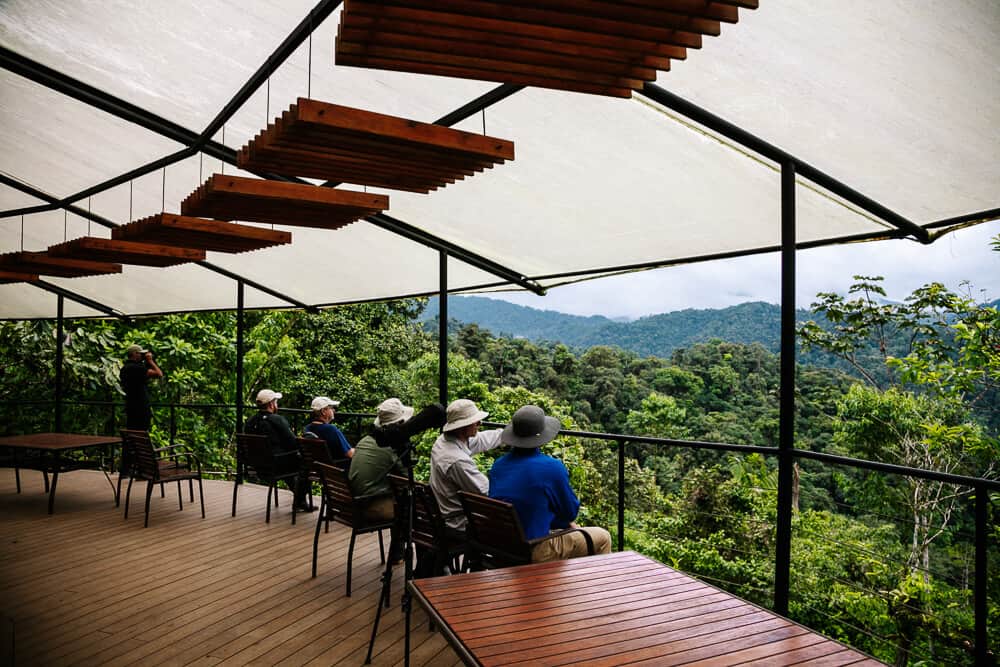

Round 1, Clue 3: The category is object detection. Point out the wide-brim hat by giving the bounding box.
[502,405,561,448]
[442,398,489,432]
[375,397,414,427]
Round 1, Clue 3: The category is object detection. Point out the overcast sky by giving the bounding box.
[485,222,1000,320]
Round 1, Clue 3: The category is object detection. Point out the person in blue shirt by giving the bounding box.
[489,405,611,562]
[303,396,354,460]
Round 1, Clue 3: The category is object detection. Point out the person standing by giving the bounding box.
[489,404,612,562]
[304,396,354,460]
[120,343,163,432]
[429,399,504,534]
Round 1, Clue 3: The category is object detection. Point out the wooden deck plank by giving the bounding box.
[0,469,454,666]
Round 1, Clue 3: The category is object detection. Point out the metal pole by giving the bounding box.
[774,160,796,616]
[236,280,246,431]
[55,295,64,432]
[974,485,988,666]
[617,439,626,551]
[438,251,448,405]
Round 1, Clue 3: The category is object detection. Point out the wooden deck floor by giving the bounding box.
[0,469,457,666]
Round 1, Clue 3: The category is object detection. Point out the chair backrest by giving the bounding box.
[314,461,360,528]
[122,430,159,481]
[458,491,534,567]
[298,436,345,471]
[387,474,442,550]
[235,433,276,475]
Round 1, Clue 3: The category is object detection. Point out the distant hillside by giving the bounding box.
[421,296,814,358]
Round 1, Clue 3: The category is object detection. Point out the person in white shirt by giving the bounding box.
[429,399,504,534]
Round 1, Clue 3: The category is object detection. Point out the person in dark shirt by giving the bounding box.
[120,343,163,432]
[489,404,611,562]
[244,388,312,512]
[303,396,354,461]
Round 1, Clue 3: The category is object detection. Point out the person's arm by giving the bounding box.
[448,458,490,495]
[144,352,164,379]
[331,425,355,458]
[467,428,504,455]
[548,464,581,529]
[271,414,298,449]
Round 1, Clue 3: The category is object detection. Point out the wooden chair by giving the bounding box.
[117,429,180,506]
[122,430,204,528]
[458,491,595,568]
[232,433,300,523]
[292,435,348,525]
[312,462,393,597]
[388,474,466,577]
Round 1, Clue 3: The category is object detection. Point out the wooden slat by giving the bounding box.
[0,268,39,283]
[0,251,123,278]
[336,0,759,98]
[112,213,292,254]
[237,99,514,191]
[47,236,206,267]
[181,174,389,229]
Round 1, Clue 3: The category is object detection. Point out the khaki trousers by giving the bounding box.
[531,526,612,563]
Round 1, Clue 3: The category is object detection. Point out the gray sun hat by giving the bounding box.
[374,397,414,427]
[501,405,561,448]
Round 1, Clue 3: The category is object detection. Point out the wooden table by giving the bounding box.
[0,432,121,514]
[409,550,883,666]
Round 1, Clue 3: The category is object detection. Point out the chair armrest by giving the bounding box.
[273,450,299,459]
[153,444,186,453]
[527,527,596,555]
[354,491,392,507]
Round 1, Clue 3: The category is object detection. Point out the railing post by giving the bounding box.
[974,484,989,666]
[169,392,177,447]
[774,159,797,616]
[617,439,626,551]
[55,295,64,433]
[439,250,448,405]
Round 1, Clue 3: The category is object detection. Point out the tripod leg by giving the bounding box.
[364,556,395,664]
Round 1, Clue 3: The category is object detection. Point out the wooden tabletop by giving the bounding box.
[409,550,883,666]
[0,432,120,451]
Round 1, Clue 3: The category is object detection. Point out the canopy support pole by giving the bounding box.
[236,280,246,432]
[438,251,448,405]
[774,160,796,616]
[55,295,64,433]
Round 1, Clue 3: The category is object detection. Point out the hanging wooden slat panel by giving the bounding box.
[335,0,759,98]
[47,237,206,267]
[112,213,292,254]
[181,174,389,230]
[0,252,123,278]
[0,269,40,284]
[236,99,514,192]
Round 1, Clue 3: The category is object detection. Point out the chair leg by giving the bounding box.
[176,479,183,510]
[197,477,205,518]
[291,477,299,526]
[15,468,20,493]
[188,478,194,503]
[124,476,135,519]
[160,481,165,498]
[115,472,123,507]
[43,471,49,493]
[347,531,358,597]
[378,529,386,564]
[231,476,240,517]
[266,485,273,524]
[312,496,325,578]
[144,480,154,528]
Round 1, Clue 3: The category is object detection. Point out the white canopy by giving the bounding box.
[1,0,997,318]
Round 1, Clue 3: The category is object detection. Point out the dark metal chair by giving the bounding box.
[458,491,595,568]
[292,435,348,525]
[232,433,301,523]
[388,474,467,577]
[122,430,204,528]
[312,462,393,597]
[117,429,180,506]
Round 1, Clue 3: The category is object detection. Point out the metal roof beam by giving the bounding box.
[31,280,128,319]
[639,83,932,244]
